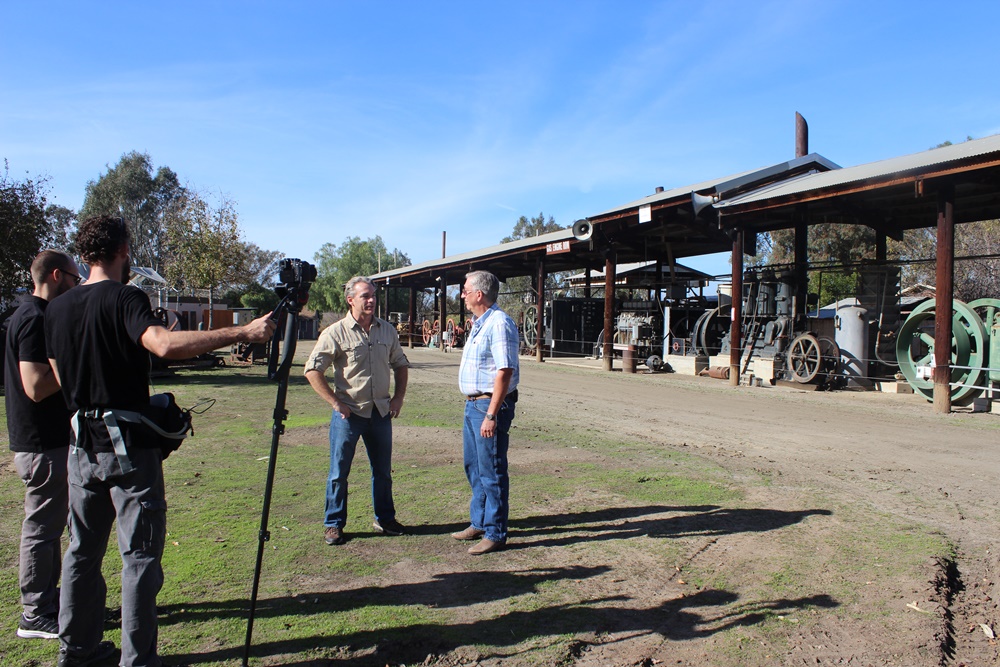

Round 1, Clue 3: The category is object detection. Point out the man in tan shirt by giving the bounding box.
[305,276,409,545]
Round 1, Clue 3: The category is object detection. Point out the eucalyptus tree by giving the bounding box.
[79,151,185,272]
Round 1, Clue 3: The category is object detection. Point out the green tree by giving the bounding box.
[79,151,185,272]
[497,212,566,321]
[890,220,1000,302]
[162,192,245,329]
[45,204,77,253]
[760,223,877,307]
[309,236,410,315]
[218,243,283,309]
[0,162,51,305]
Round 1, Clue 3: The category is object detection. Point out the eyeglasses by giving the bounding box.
[461,287,480,297]
[63,270,82,285]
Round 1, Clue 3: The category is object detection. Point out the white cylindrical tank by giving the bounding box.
[718,283,732,308]
[835,306,871,389]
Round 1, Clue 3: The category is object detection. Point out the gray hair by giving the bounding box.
[465,270,499,304]
[344,276,376,301]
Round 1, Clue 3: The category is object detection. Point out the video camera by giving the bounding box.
[275,258,317,300]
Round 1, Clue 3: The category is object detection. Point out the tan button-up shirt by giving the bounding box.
[304,313,410,418]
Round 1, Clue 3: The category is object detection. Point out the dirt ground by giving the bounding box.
[350,347,1000,667]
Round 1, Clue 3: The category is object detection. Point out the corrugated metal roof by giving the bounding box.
[567,260,711,282]
[716,134,1000,209]
[591,153,841,218]
[590,169,761,218]
[374,227,575,281]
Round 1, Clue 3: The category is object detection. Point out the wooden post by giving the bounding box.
[730,229,744,386]
[603,254,615,372]
[439,273,447,353]
[407,287,416,349]
[934,184,955,414]
[536,258,545,362]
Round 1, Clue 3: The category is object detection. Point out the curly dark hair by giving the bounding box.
[76,215,130,265]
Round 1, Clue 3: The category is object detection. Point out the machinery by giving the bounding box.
[895,297,999,406]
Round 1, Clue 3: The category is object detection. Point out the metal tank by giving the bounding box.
[835,305,871,389]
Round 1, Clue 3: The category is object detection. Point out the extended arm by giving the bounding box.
[141,312,275,360]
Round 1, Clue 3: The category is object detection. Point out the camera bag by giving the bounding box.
[137,393,194,459]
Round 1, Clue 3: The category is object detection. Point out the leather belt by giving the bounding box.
[466,389,518,403]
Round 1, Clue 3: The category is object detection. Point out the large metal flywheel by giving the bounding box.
[895,299,987,405]
[786,333,839,384]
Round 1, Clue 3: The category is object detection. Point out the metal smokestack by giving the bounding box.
[795,112,808,158]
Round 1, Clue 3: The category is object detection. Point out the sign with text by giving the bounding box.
[546,240,572,255]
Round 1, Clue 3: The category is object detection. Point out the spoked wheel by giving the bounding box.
[787,333,824,383]
[523,309,537,350]
[895,299,987,405]
[421,320,432,346]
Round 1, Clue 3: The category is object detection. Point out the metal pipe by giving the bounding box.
[795,112,808,158]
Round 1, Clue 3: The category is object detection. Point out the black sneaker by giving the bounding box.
[57,640,117,667]
[373,519,407,536]
[17,612,59,639]
[324,526,345,545]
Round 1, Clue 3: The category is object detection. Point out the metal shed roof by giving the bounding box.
[713,134,1000,233]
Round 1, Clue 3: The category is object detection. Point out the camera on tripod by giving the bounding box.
[276,258,317,294]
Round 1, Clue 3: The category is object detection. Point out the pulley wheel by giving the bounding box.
[787,333,823,383]
[523,309,537,348]
[421,320,432,345]
[646,355,663,372]
[895,299,987,405]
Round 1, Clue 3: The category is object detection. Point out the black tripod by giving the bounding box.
[242,277,310,666]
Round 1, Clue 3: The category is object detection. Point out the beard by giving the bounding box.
[121,256,132,284]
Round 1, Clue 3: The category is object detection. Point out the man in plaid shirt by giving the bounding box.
[453,270,519,555]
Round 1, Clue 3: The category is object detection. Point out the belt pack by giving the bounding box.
[74,393,193,473]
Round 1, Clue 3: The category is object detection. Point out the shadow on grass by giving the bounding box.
[162,584,837,665]
[508,506,833,549]
[158,504,837,665]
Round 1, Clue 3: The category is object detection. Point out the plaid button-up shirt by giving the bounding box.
[458,304,519,397]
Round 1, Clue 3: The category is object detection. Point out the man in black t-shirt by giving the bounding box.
[45,215,276,667]
[5,250,81,641]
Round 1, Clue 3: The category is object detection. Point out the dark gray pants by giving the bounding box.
[59,445,166,667]
[16,448,69,617]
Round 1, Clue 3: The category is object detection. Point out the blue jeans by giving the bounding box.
[463,397,515,543]
[325,410,395,528]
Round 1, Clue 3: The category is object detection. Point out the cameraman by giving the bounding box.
[44,215,276,667]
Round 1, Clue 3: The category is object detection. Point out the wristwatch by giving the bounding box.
[484,413,496,421]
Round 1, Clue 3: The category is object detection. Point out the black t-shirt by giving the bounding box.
[4,296,71,452]
[45,280,163,417]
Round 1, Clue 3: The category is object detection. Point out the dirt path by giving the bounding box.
[400,348,1000,666]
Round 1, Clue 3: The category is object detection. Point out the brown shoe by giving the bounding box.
[468,538,503,555]
[451,526,485,541]
[324,526,345,545]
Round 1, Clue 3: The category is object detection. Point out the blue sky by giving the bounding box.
[4,1,999,278]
